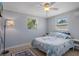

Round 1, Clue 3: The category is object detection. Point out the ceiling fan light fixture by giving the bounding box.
[43,3,50,12]
[44,7,50,12]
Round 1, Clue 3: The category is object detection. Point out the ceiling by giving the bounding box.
[3,2,79,18]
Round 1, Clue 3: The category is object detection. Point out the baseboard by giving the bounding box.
[5,42,31,50]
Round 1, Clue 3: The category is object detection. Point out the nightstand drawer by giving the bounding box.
[74,42,79,50]
[74,44,79,47]
[72,39,79,50]
[74,46,79,50]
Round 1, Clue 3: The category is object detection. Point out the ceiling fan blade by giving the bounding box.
[39,3,43,7]
[50,2,55,5]
[39,2,47,6]
[50,7,58,10]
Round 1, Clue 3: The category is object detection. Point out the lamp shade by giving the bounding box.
[6,19,15,29]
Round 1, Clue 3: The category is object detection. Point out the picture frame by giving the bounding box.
[27,18,37,29]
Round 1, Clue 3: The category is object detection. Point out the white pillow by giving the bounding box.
[49,32,71,39]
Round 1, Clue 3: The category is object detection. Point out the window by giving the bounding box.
[55,17,68,31]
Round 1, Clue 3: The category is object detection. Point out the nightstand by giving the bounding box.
[72,39,79,50]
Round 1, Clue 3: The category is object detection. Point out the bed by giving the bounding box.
[32,32,74,56]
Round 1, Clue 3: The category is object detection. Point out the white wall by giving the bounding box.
[69,9,79,39]
[1,8,79,48]
[47,8,79,39]
[47,16,56,33]
[2,10,47,48]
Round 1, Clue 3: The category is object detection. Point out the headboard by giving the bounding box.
[53,31,71,35]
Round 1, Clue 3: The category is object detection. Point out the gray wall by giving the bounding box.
[2,10,47,48]
[47,8,79,39]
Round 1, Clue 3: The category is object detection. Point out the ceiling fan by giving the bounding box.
[40,2,58,12]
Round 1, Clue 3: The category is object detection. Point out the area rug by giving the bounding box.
[14,49,35,56]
